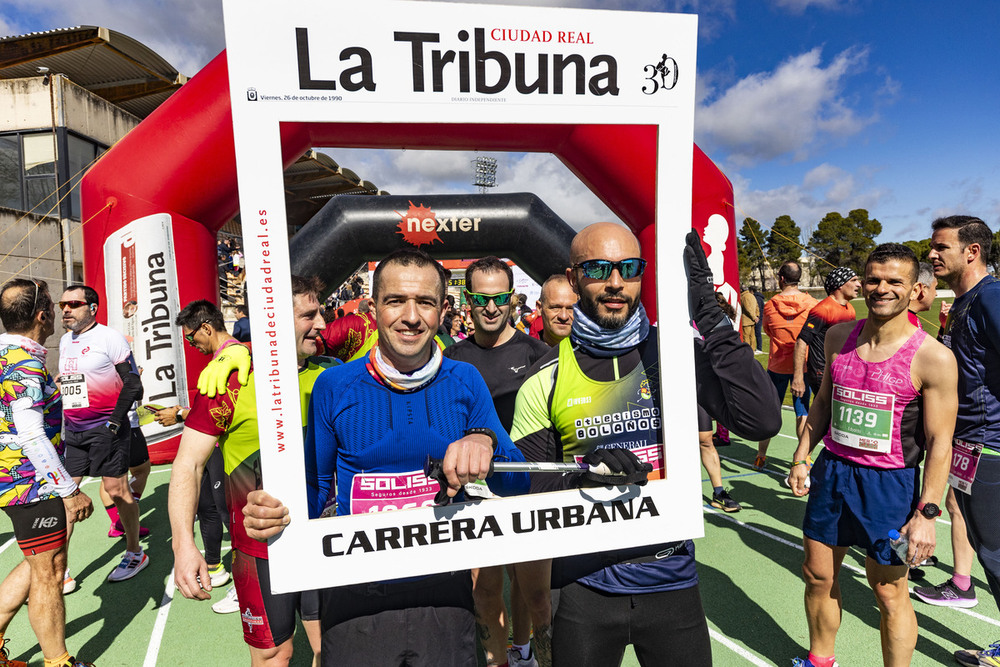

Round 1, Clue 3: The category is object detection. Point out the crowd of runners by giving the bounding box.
[0,214,998,667]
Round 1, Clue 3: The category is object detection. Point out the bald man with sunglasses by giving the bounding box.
[444,256,551,667]
[511,223,781,665]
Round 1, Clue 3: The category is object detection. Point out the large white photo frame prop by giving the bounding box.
[224,0,700,593]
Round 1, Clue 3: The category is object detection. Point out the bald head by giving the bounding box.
[539,274,577,345]
[568,222,644,330]
[570,222,641,265]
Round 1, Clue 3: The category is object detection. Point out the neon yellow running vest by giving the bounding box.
[549,338,664,479]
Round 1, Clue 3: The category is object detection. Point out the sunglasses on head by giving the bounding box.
[573,258,647,281]
[58,300,90,310]
[465,290,514,307]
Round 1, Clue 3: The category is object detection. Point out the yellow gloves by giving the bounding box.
[197,343,251,397]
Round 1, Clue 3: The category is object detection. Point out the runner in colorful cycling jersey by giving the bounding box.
[789,243,958,667]
[244,249,529,667]
[169,279,328,667]
[0,279,95,667]
[924,215,1000,666]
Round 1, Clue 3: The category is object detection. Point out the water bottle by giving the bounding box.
[888,529,910,564]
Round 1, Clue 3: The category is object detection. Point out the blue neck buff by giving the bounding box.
[570,302,650,357]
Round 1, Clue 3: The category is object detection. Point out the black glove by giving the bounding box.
[683,230,725,333]
[578,448,653,487]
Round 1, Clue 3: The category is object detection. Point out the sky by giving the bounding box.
[2,0,998,244]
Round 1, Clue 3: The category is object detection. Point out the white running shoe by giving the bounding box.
[63,569,77,594]
[212,586,240,614]
[208,564,231,588]
[507,647,538,667]
[107,551,149,582]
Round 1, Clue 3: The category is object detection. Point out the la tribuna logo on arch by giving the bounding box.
[395,201,482,247]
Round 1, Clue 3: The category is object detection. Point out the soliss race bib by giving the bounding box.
[350,470,438,514]
[830,384,894,454]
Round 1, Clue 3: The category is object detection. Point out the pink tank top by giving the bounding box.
[822,321,927,469]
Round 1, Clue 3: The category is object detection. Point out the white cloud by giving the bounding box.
[696,46,875,167]
[317,148,619,230]
[3,0,735,74]
[732,163,890,234]
[501,153,620,228]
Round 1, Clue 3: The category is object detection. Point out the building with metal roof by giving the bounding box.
[0,25,385,354]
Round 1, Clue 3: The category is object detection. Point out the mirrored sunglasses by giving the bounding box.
[466,290,514,307]
[573,258,647,281]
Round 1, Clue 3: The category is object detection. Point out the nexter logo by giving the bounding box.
[396,201,481,248]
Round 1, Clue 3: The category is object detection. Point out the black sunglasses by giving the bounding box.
[184,321,209,345]
[573,258,647,281]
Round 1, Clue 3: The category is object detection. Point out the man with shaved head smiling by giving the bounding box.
[529,275,578,347]
[512,222,780,665]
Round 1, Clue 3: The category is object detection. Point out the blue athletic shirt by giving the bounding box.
[305,356,529,519]
[941,275,1000,451]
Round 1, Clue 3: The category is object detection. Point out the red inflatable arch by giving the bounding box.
[80,51,736,463]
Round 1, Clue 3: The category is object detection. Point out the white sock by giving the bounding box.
[513,643,531,660]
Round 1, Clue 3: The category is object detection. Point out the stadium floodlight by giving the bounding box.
[472,155,498,194]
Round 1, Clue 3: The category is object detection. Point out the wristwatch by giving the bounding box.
[464,427,497,452]
[105,420,120,435]
[917,501,942,519]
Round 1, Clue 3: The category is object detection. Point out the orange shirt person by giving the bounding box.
[754,260,817,470]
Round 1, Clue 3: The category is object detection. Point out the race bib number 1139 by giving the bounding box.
[830,384,893,454]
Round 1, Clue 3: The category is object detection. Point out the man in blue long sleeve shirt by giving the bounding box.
[245,249,527,667]
[928,216,1000,666]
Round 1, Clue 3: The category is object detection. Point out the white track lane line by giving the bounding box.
[144,568,175,667]
[703,506,1000,629]
[708,628,774,666]
[143,544,232,665]
[137,465,223,666]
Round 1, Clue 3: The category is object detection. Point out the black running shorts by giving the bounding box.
[2,496,68,556]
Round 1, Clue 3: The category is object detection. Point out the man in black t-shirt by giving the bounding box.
[444,256,551,667]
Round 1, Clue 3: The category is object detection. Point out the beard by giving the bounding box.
[579,293,639,330]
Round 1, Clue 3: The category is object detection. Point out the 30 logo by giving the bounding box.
[642,54,679,95]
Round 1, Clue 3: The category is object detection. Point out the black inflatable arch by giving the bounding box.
[290,192,576,293]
